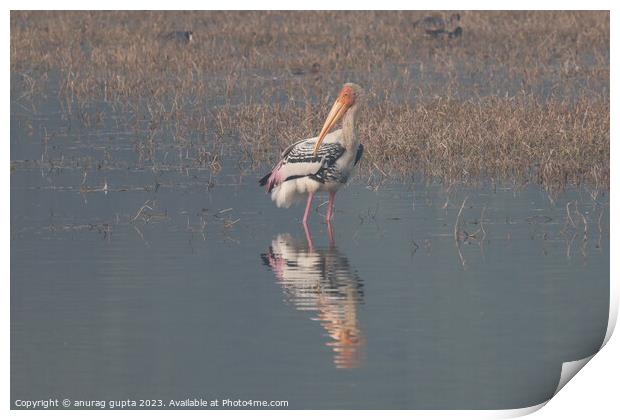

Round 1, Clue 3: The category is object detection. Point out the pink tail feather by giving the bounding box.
[260,160,284,193]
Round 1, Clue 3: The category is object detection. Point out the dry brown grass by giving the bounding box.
[10,11,609,190]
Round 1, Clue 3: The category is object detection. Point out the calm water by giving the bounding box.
[11,98,609,409]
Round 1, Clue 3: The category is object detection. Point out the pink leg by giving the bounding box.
[327,220,335,247]
[326,191,336,222]
[303,222,315,251]
[302,192,315,225]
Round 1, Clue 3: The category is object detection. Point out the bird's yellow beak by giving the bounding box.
[312,96,350,158]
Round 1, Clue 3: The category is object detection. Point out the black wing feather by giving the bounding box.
[354,144,364,166]
[284,142,345,165]
[259,140,348,187]
[258,172,271,186]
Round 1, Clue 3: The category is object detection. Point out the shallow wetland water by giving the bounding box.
[11,11,609,409]
[11,111,609,409]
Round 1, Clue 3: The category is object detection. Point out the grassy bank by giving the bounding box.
[10,11,610,190]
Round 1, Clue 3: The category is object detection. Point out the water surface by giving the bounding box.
[11,159,609,409]
[11,85,609,409]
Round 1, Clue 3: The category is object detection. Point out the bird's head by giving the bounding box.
[313,83,364,158]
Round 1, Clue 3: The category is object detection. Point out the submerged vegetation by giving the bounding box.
[10,11,609,190]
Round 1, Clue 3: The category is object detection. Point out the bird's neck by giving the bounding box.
[342,103,359,150]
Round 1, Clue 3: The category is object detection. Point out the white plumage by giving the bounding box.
[259,83,364,224]
[270,131,349,207]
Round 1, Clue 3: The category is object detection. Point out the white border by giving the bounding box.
[4,1,616,418]
[2,0,618,10]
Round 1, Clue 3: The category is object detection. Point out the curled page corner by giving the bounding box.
[489,355,596,419]
[495,294,616,419]
[554,355,595,395]
[492,401,548,419]
[539,267,619,407]
[602,278,618,348]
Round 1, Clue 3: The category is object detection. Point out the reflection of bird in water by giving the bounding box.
[261,232,364,369]
[413,13,462,39]
[259,83,364,225]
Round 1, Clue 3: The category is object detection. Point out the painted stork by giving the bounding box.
[259,83,364,224]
